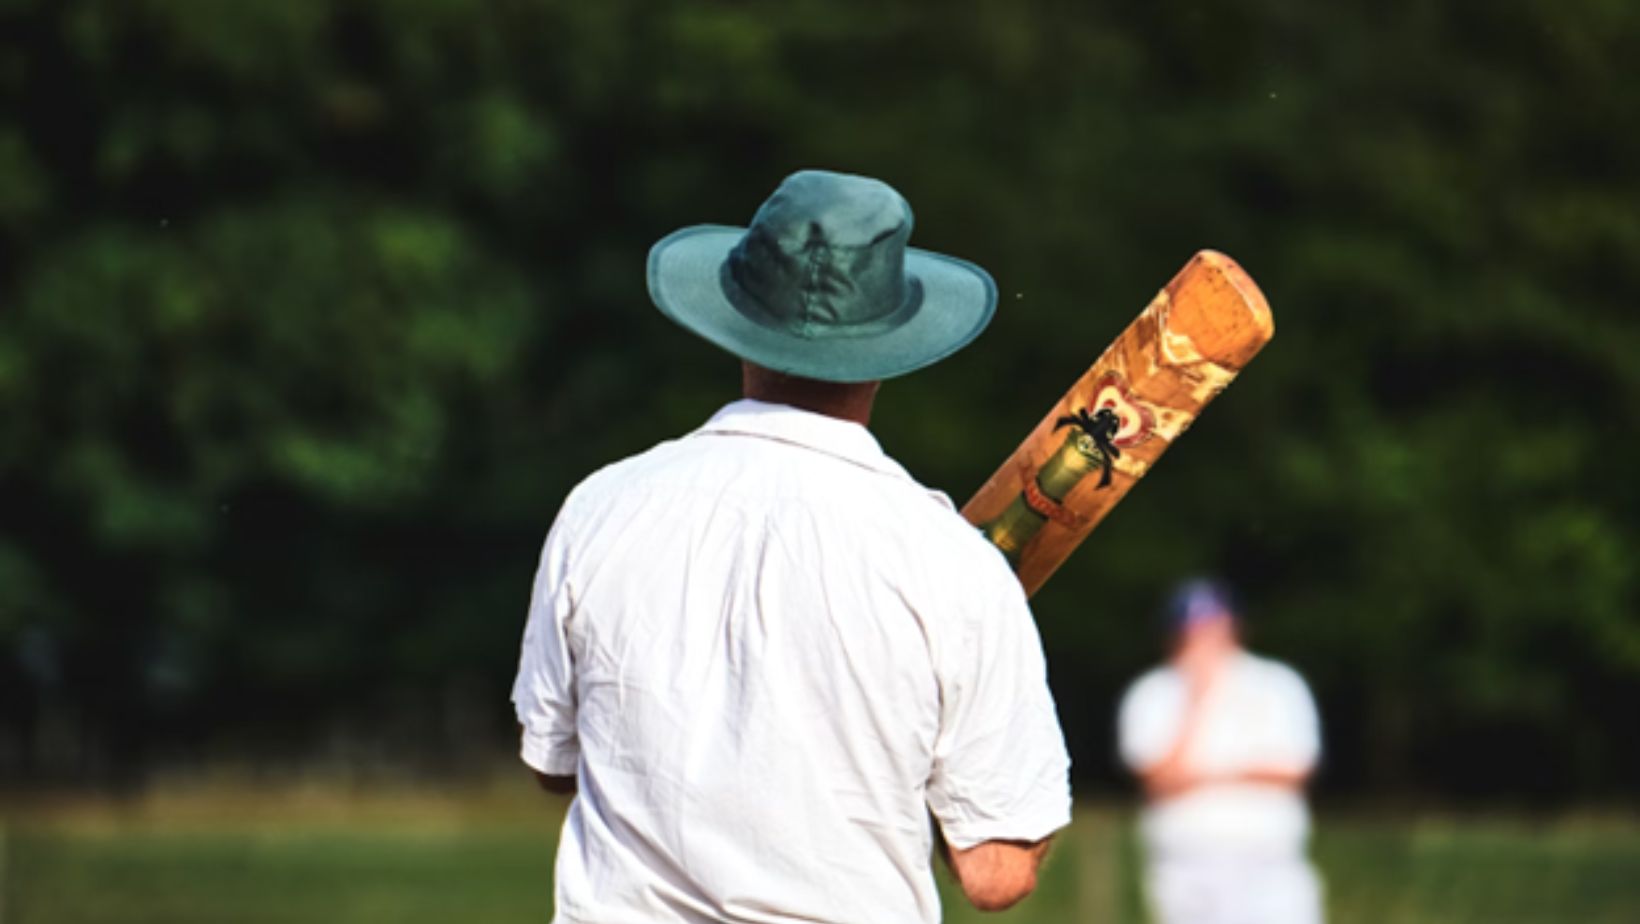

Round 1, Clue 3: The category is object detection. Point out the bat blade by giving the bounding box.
[961,250,1274,596]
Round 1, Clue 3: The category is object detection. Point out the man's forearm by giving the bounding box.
[534,770,576,795]
[1142,763,1312,800]
[941,835,1053,912]
[1228,765,1310,789]
[519,722,578,796]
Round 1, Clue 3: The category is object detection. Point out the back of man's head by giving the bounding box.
[741,362,881,426]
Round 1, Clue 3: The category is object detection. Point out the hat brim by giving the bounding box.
[647,224,998,383]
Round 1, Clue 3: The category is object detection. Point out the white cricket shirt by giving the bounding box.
[1118,652,1321,859]
[512,399,1071,923]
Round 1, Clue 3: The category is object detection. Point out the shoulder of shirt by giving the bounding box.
[914,488,1006,546]
[551,437,687,521]
[1238,651,1312,690]
[1121,664,1177,704]
[551,427,1017,584]
[589,423,975,524]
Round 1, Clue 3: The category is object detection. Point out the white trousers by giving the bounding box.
[1145,853,1324,924]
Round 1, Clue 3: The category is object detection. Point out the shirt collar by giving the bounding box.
[693,399,915,481]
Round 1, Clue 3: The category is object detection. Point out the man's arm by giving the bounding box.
[513,517,583,787]
[532,770,576,796]
[1140,663,1320,800]
[1141,761,1312,800]
[1135,690,1313,799]
[924,545,1071,912]
[942,836,1053,912]
[1134,664,1217,799]
[518,723,576,795]
[1229,765,1311,789]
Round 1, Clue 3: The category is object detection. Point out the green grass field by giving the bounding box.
[4,778,1637,923]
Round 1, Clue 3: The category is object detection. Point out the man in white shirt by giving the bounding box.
[512,170,1072,923]
[1117,579,1324,924]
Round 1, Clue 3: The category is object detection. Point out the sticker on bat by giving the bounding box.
[1052,371,1155,487]
[1089,372,1156,449]
[978,372,1156,566]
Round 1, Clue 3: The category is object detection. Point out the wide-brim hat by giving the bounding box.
[647,170,998,383]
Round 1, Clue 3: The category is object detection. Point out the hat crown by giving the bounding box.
[724,171,923,339]
[645,168,997,382]
[1164,578,1238,632]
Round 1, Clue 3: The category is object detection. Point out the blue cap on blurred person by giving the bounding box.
[1163,577,1238,633]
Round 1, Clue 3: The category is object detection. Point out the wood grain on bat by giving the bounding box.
[961,250,1274,596]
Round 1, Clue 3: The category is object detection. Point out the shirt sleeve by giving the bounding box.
[510,515,580,776]
[1117,671,1178,773]
[925,548,1072,850]
[1265,663,1321,771]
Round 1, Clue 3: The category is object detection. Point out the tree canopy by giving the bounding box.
[2,0,1637,798]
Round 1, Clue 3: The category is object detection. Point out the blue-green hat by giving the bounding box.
[647,170,998,383]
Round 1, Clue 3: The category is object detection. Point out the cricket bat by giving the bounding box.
[962,250,1274,596]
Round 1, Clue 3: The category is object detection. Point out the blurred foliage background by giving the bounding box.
[1,0,1637,807]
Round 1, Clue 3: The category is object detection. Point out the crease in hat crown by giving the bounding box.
[723,171,923,340]
[645,167,998,383]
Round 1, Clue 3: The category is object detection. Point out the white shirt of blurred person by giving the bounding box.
[1117,579,1324,924]
[511,171,1072,923]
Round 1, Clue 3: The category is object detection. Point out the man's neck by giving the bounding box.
[1171,638,1241,684]
[741,363,880,426]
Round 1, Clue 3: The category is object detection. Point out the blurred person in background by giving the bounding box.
[1118,578,1324,924]
[511,170,1071,922]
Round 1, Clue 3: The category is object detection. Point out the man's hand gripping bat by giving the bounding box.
[961,251,1274,596]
